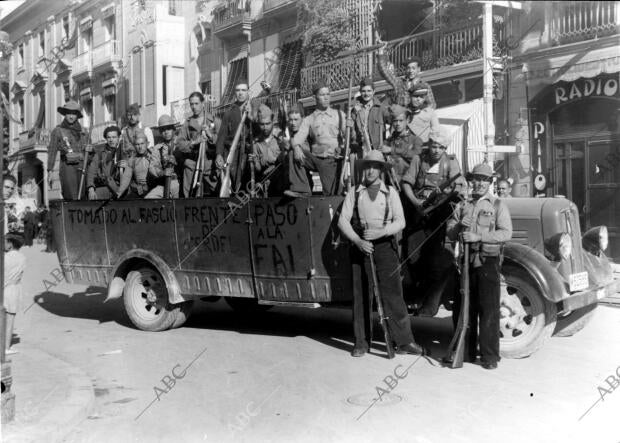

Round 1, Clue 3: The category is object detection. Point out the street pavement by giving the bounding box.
[3,244,620,443]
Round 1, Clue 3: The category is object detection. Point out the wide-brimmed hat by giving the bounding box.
[6,231,24,248]
[361,150,386,166]
[57,100,83,118]
[157,114,177,129]
[466,163,498,180]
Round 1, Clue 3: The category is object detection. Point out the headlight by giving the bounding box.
[559,233,572,260]
[582,226,608,256]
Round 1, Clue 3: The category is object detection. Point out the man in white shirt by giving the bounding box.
[4,231,26,354]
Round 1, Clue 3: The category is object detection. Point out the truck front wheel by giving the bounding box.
[123,267,177,331]
[499,266,557,359]
[553,304,597,337]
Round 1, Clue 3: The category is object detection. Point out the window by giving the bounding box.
[39,31,45,57]
[201,80,211,96]
[104,94,115,122]
[221,57,248,104]
[104,16,116,41]
[18,98,24,126]
[145,45,155,105]
[63,81,71,102]
[162,65,184,106]
[80,28,92,53]
[18,44,24,67]
[168,0,177,16]
[82,99,92,128]
[63,16,70,40]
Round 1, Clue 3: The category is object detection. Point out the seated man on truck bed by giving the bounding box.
[117,134,179,199]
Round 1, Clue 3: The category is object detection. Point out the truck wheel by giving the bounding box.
[123,268,176,331]
[499,266,557,359]
[553,304,597,337]
[225,298,273,313]
[171,301,194,329]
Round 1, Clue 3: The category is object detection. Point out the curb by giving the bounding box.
[2,347,95,443]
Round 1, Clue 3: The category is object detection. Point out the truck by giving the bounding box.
[49,191,618,359]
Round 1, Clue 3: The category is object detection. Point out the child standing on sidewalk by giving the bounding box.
[5,231,26,354]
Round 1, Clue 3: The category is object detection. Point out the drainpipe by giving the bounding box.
[482,1,495,163]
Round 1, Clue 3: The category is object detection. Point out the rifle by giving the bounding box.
[77,124,94,200]
[444,235,470,368]
[369,252,395,359]
[422,172,463,215]
[219,105,250,198]
[190,106,209,197]
[338,74,355,193]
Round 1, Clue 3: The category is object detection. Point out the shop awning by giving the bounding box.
[435,99,498,173]
[524,41,620,87]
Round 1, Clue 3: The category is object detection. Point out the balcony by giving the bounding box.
[92,40,121,72]
[301,20,503,96]
[19,128,50,152]
[72,51,92,79]
[212,0,252,37]
[263,0,296,13]
[550,1,619,46]
[90,120,118,145]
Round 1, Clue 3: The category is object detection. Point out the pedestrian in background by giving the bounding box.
[4,231,26,355]
[497,179,512,198]
[22,206,35,247]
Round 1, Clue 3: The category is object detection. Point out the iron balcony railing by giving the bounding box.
[213,0,250,32]
[301,19,504,96]
[72,51,92,76]
[550,1,619,46]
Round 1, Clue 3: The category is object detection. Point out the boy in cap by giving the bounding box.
[285,81,347,197]
[177,91,218,197]
[47,100,88,200]
[407,84,440,144]
[120,103,155,160]
[403,56,436,109]
[86,125,122,200]
[446,163,512,369]
[4,231,26,354]
[248,104,286,195]
[338,150,427,357]
[380,104,423,183]
[351,77,389,156]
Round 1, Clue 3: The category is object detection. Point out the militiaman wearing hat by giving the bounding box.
[351,76,390,157]
[149,114,180,198]
[338,150,427,357]
[401,128,466,317]
[446,163,512,369]
[285,81,347,197]
[249,104,286,195]
[380,104,423,182]
[48,100,88,200]
[407,84,440,143]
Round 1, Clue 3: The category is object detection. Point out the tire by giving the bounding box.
[123,268,177,331]
[225,298,273,313]
[499,266,557,359]
[170,301,194,329]
[553,304,597,337]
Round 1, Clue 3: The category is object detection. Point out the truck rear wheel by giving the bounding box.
[553,304,597,337]
[123,267,177,331]
[499,266,557,359]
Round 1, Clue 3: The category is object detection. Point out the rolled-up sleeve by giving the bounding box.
[481,200,513,243]
[401,154,420,187]
[291,116,311,150]
[384,187,405,236]
[337,191,360,243]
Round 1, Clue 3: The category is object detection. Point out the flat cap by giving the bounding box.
[467,163,497,180]
[359,76,374,89]
[410,84,429,96]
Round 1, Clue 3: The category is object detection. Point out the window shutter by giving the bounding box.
[145,45,155,105]
[131,52,141,104]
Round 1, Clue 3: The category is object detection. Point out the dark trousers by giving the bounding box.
[60,161,83,200]
[453,256,501,364]
[288,151,341,196]
[351,238,414,348]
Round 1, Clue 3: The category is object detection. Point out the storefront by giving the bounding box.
[526,58,620,261]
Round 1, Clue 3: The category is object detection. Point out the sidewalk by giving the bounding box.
[1,346,94,443]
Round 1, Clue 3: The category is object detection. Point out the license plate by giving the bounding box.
[596,288,606,299]
[569,272,589,292]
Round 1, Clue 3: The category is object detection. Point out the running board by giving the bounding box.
[257,301,321,308]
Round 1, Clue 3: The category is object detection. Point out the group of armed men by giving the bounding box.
[47,56,512,369]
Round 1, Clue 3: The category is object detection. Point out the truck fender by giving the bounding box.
[105,249,183,304]
[502,242,568,303]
